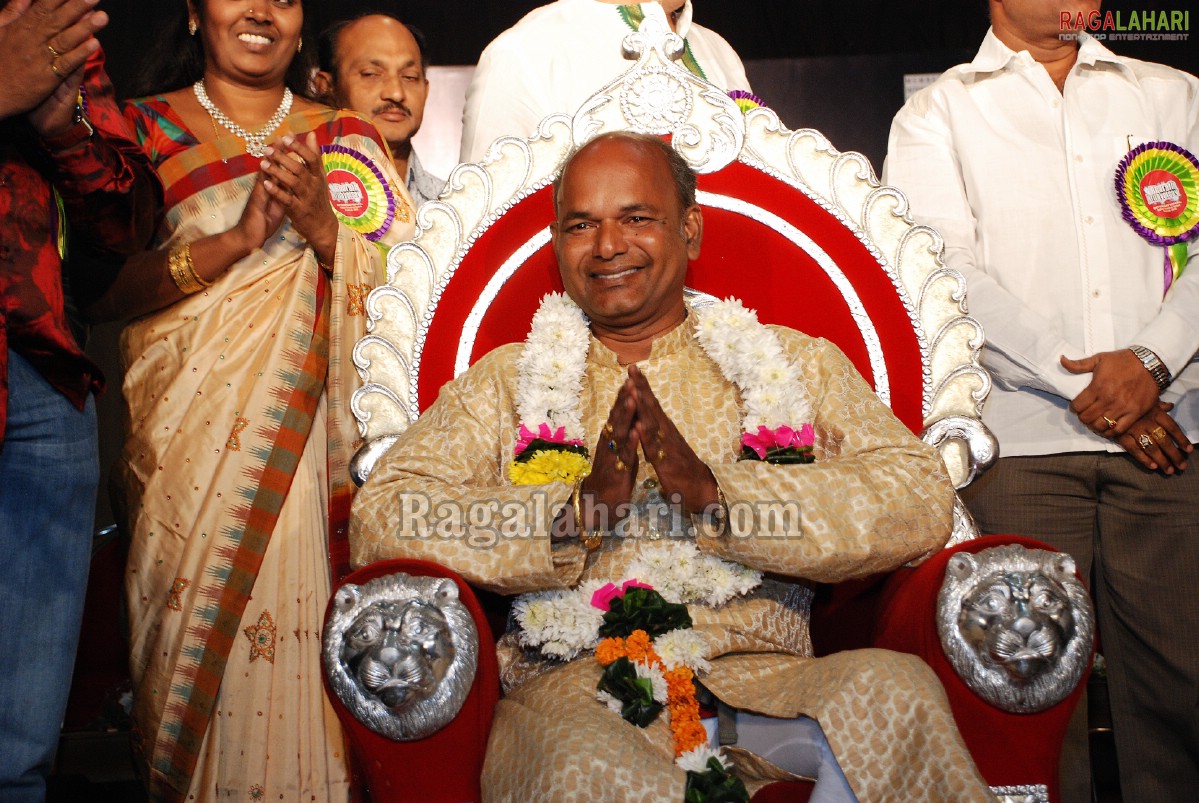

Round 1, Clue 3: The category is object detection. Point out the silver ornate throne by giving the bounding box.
[326,17,1093,803]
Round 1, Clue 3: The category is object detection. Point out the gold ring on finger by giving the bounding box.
[655,448,665,462]
[614,456,627,472]
[50,59,66,79]
[1102,415,1117,430]
[1151,426,1167,442]
[602,421,614,437]
[47,43,63,59]
[1138,433,1154,450]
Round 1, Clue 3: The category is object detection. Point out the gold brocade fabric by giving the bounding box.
[351,321,993,802]
[120,107,414,801]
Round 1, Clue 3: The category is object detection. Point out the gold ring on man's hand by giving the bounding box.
[1102,415,1117,430]
[1151,426,1168,442]
[47,43,63,59]
[655,448,666,462]
[614,456,627,472]
[1138,433,1154,450]
[50,59,66,79]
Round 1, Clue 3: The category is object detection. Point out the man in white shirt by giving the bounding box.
[459,0,751,163]
[315,12,445,207]
[884,1,1199,800]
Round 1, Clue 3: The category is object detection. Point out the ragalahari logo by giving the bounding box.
[1060,9,1189,41]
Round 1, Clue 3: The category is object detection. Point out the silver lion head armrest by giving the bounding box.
[322,572,479,739]
[937,544,1094,714]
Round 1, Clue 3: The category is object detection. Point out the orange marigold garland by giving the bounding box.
[592,586,748,802]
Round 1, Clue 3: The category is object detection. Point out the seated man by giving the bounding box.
[351,131,991,801]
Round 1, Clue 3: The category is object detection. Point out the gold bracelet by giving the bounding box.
[168,243,211,294]
[571,482,603,551]
[694,483,729,535]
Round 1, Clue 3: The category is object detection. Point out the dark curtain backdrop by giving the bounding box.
[99,1,1196,90]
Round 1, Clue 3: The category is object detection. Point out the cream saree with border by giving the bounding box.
[118,101,413,802]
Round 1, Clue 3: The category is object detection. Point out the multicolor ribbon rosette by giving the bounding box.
[1114,141,1199,295]
[321,144,400,242]
[727,89,766,114]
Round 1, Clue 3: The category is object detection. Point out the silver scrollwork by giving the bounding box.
[991,784,1049,803]
[938,545,1094,714]
[323,573,478,740]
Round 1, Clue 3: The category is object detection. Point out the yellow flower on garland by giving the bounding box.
[508,448,592,486]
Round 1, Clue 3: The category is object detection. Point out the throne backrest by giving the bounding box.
[350,17,993,502]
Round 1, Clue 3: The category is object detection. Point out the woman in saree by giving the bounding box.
[97,1,414,799]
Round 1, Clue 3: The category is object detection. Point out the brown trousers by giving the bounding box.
[961,452,1199,802]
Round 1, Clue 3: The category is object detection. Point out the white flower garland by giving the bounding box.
[512,542,761,662]
[514,293,592,441]
[513,293,811,453]
[511,295,811,663]
[692,297,813,432]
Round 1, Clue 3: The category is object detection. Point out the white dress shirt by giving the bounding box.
[884,30,1199,456]
[459,0,751,163]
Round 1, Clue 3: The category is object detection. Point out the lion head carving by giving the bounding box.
[323,573,478,740]
[341,598,454,712]
[938,545,1094,713]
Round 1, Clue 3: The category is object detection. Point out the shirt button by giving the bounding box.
[1092,289,1102,298]
[1075,154,1084,163]
[1085,215,1094,224]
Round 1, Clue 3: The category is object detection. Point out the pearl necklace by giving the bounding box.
[193,80,293,158]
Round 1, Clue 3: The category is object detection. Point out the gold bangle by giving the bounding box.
[695,483,729,534]
[571,482,603,551]
[168,243,211,294]
[571,481,583,532]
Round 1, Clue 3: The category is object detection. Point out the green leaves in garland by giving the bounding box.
[598,587,692,640]
[684,757,750,803]
[596,657,663,727]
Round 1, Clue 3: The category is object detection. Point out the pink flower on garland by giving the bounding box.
[740,423,815,460]
[591,579,654,612]
[514,422,585,455]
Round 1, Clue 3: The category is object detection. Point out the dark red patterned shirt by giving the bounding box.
[0,49,160,441]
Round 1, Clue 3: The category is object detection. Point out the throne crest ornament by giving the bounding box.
[322,573,478,740]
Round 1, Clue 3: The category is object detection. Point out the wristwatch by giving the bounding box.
[1129,345,1172,393]
[40,94,94,154]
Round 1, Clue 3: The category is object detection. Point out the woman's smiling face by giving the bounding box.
[190,0,303,88]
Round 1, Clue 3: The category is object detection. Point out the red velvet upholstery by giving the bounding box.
[750,781,814,802]
[873,535,1092,802]
[323,560,500,803]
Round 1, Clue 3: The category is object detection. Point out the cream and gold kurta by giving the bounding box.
[351,320,992,802]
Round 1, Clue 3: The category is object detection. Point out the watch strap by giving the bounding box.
[1130,345,1171,392]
